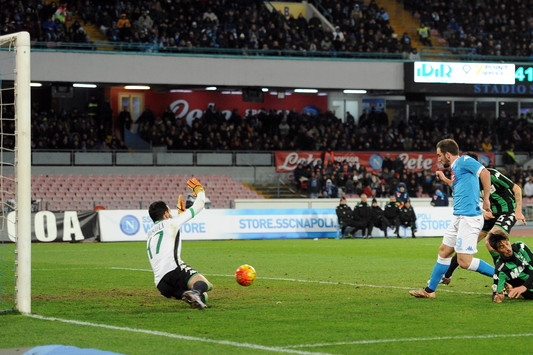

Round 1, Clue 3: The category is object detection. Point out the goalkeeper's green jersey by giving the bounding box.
[484,168,516,214]
[493,241,533,293]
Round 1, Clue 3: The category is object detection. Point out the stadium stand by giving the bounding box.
[23,174,263,211]
[26,101,533,154]
[2,0,532,58]
[401,0,533,57]
[1,1,532,210]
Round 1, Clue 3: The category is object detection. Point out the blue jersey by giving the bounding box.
[450,155,485,216]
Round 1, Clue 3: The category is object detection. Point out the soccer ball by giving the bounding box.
[235,264,257,286]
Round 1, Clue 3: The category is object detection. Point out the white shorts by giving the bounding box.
[442,215,483,254]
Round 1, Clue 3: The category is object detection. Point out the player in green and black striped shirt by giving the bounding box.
[441,153,527,284]
[488,231,533,303]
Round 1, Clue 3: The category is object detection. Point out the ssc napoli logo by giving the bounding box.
[369,154,384,170]
[300,105,320,116]
[478,154,491,167]
[120,215,140,235]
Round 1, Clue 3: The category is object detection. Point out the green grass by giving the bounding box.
[1,237,533,354]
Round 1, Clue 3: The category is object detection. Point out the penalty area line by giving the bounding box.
[110,268,489,296]
[282,333,533,349]
[26,314,332,355]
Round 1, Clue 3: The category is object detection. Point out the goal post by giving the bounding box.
[0,31,31,314]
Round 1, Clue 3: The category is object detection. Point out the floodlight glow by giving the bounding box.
[73,83,97,88]
[262,88,269,92]
[30,83,42,87]
[124,85,151,90]
[205,86,217,91]
[294,88,318,93]
[343,89,367,94]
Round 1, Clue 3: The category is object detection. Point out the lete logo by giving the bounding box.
[169,99,234,127]
[120,215,140,236]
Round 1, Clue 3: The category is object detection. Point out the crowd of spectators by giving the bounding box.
[1,1,92,47]
[1,0,408,57]
[85,0,408,56]
[4,94,528,199]
[135,103,533,156]
[291,147,533,200]
[402,0,533,58]
[29,102,127,151]
[3,0,533,59]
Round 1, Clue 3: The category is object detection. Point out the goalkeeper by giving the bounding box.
[489,231,533,303]
[146,178,212,310]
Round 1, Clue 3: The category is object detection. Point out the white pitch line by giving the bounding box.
[282,333,533,348]
[110,268,490,296]
[26,314,333,355]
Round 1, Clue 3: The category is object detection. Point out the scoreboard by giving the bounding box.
[405,62,533,97]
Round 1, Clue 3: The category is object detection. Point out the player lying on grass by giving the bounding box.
[440,152,526,285]
[489,230,533,303]
[146,178,212,310]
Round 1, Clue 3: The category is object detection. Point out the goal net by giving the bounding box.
[0,32,31,314]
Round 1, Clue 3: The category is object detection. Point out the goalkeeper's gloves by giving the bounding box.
[187,178,204,197]
[177,195,186,214]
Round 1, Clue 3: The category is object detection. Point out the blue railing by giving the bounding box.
[27,40,533,63]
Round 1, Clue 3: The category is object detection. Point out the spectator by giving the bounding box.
[117,13,132,41]
[384,195,401,237]
[408,48,420,61]
[399,200,417,238]
[502,144,518,175]
[417,23,432,47]
[307,172,321,199]
[481,137,494,152]
[293,163,307,191]
[42,17,59,41]
[354,193,374,239]
[336,196,362,238]
[392,155,405,175]
[117,106,132,141]
[431,185,449,206]
[524,176,533,198]
[135,11,153,34]
[394,182,410,207]
[371,198,390,238]
[322,178,338,198]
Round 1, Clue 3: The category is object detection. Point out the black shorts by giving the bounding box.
[482,213,516,235]
[156,261,199,299]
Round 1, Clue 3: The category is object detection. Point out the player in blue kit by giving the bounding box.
[409,139,495,298]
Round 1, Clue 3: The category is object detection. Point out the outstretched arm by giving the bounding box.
[186,178,205,218]
[479,169,492,217]
[512,184,526,225]
[171,179,206,228]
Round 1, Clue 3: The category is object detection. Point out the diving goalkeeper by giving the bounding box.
[146,178,212,310]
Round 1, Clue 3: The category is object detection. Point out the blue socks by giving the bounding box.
[467,257,495,277]
[427,256,451,292]
[426,256,495,293]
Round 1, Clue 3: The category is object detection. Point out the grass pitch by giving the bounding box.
[1,237,533,354]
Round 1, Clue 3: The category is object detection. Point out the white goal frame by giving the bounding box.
[1,31,31,314]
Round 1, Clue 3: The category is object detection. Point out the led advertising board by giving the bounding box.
[405,62,533,97]
[414,62,515,84]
